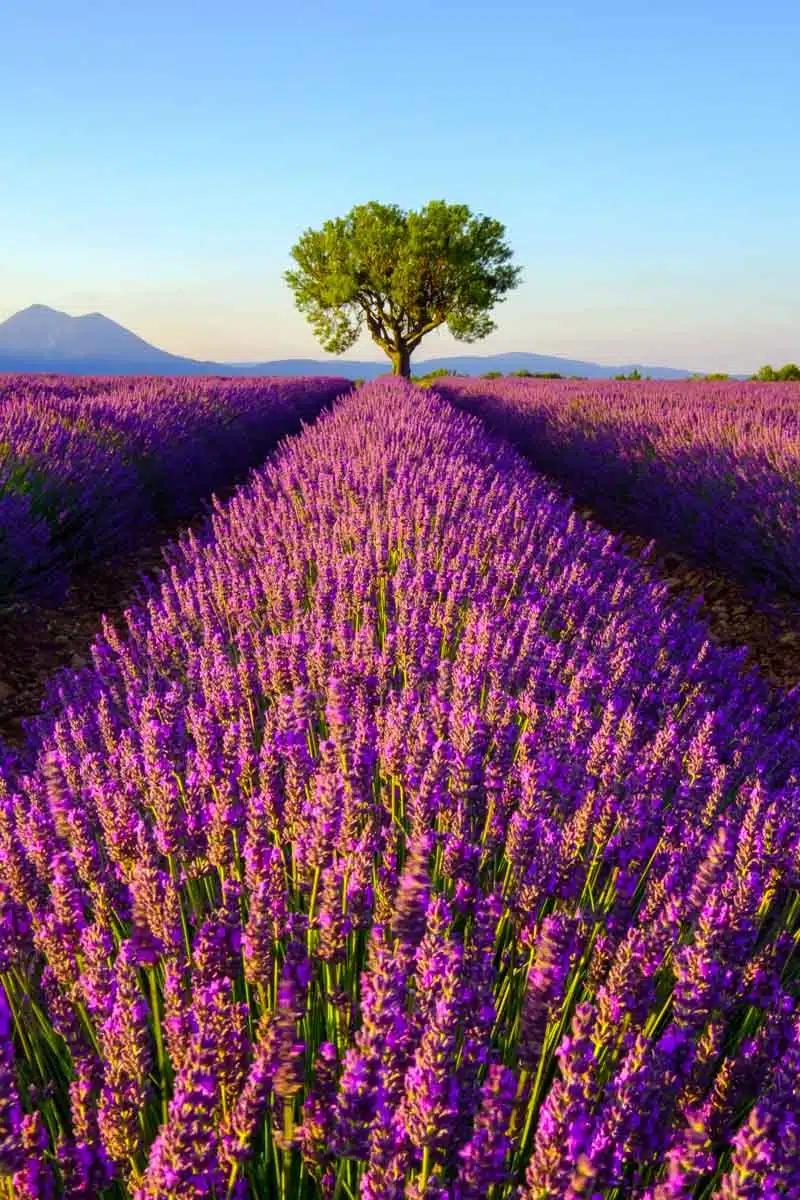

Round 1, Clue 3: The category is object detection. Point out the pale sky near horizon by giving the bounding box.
[2,0,798,373]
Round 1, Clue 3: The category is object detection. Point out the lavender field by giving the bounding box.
[434,378,800,598]
[1,378,798,1198]
[0,375,349,605]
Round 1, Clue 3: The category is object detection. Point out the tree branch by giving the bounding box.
[357,289,392,345]
[406,314,446,351]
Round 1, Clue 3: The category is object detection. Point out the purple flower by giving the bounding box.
[714,1017,800,1199]
[0,985,24,1173]
[390,834,433,950]
[518,913,581,1075]
[453,1062,517,1198]
[1,376,799,1198]
[12,1113,56,1200]
[97,945,152,1171]
[221,1010,280,1172]
[398,937,465,1169]
[136,983,227,1199]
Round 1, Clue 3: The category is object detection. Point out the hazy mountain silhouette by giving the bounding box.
[407,352,698,380]
[0,305,703,379]
[0,304,179,359]
[0,304,209,374]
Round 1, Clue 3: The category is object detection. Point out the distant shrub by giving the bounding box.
[507,371,566,379]
[412,367,466,387]
[753,363,800,381]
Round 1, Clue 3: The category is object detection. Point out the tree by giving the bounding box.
[284,201,521,378]
[752,364,800,381]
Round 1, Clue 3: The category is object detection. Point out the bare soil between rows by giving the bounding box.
[0,472,250,748]
[575,505,800,694]
[1,491,798,751]
[0,525,182,747]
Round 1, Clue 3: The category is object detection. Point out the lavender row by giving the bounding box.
[432,376,800,597]
[0,374,350,604]
[1,379,799,1198]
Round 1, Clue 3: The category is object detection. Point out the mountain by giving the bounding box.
[0,304,188,364]
[406,352,698,380]
[0,304,214,375]
[0,305,705,379]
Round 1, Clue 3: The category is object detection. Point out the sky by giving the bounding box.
[1,0,798,373]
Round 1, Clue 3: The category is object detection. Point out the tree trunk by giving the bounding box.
[390,344,411,378]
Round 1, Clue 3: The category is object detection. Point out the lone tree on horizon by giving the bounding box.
[284,200,521,377]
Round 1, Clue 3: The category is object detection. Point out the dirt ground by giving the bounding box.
[1,498,798,750]
[0,527,179,747]
[575,505,800,694]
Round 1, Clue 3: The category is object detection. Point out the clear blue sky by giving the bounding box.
[1,0,798,372]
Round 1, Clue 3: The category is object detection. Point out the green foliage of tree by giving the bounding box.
[753,363,800,381]
[285,201,521,377]
[614,369,642,381]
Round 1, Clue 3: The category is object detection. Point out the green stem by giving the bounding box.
[420,1144,432,1191]
[147,968,169,1126]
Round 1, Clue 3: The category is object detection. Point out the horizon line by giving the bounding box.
[0,303,758,375]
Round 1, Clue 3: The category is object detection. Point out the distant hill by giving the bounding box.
[0,304,706,380]
[408,352,698,381]
[0,305,217,375]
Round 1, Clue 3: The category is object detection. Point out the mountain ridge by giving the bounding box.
[0,304,709,379]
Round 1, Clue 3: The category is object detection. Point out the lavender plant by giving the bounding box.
[0,374,349,604]
[433,376,800,597]
[0,379,798,1197]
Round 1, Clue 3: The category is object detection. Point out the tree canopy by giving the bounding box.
[752,363,800,381]
[285,200,521,377]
